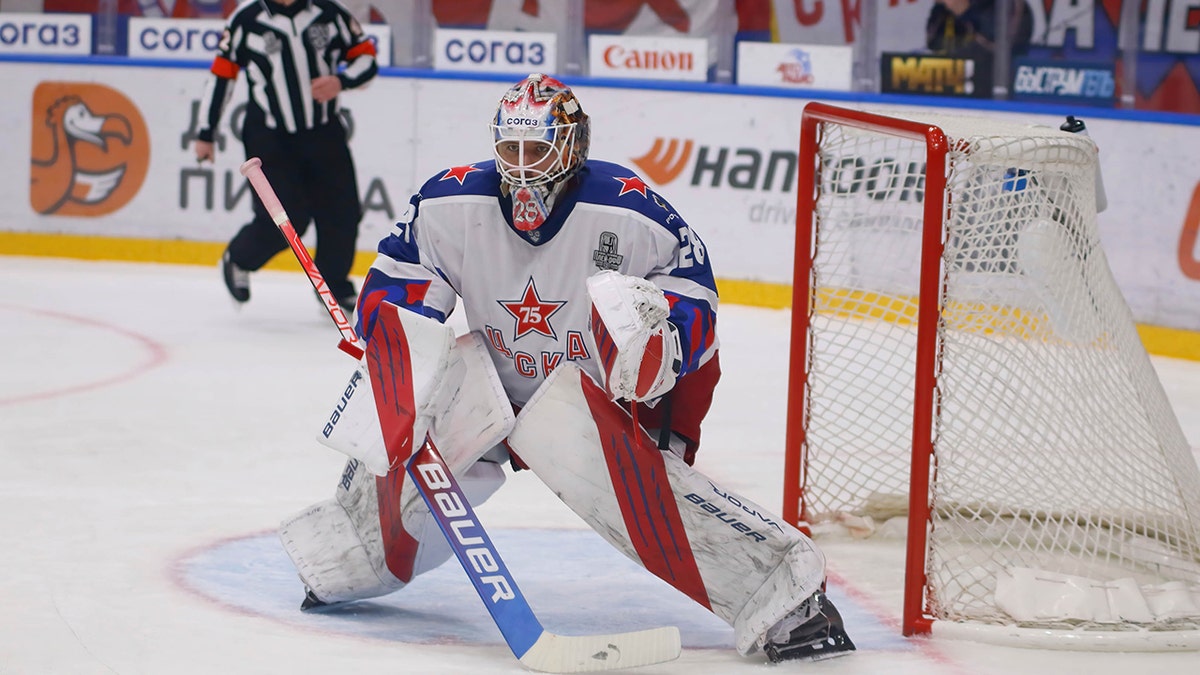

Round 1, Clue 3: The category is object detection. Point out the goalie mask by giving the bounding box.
[490,74,590,231]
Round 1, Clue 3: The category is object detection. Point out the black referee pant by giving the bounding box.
[228,119,362,301]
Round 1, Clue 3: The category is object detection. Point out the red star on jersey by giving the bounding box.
[441,164,481,184]
[614,175,648,197]
[499,278,566,340]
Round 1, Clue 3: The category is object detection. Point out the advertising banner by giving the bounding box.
[736,42,852,90]
[2,62,1200,333]
[127,18,224,62]
[1010,59,1116,107]
[0,12,91,56]
[433,28,556,75]
[7,62,436,252]
[588,34,708,82]
[768,0,1200,113]
[1019,1,1200,113]
[126,17,393,67]
[879,52,992,98]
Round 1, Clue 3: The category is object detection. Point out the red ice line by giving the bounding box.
[0,303,169,405]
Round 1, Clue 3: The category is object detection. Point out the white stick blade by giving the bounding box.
[518,627,681,673]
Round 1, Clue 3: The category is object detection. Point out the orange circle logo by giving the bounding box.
[30,82,150,217]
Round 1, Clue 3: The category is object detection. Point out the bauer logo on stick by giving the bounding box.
[412,459,517,603]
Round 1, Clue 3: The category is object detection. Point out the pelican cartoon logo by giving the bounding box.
[30,82,150,217]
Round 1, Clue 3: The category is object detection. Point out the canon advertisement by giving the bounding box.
[588,34,709,82]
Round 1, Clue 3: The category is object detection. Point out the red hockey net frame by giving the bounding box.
[782,102,1200,648]
[784,102,947,636]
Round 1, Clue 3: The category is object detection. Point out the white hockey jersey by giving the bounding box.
[357,159,719,407]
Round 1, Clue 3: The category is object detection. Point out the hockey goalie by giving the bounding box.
[278,73,855,663]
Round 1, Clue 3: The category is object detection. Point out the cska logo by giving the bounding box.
[29,82,150,217]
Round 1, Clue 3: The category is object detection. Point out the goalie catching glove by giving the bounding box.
[587,270,683,402]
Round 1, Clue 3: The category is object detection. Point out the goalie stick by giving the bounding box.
[238,157,682,672]
[239,158,364,360]
[407,439,681,672]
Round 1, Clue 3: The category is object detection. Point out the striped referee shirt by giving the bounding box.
[197,0,377,142]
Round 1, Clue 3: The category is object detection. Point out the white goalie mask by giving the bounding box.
[490,73,591,192]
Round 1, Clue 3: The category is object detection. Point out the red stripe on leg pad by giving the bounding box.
[578,374,712,610]
[365,302,423,583]
[366,303,418,471]
[376,469,420,582]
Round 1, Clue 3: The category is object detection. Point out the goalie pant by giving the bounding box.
[281,330,821,657]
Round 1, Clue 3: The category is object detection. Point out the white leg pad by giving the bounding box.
[283,331,516,604]
[279,492,400,604]
[317,321,514,477]
[316,303,459,476]
[428,332,516,469]
[507,363,825,655]
[733,541,827,655]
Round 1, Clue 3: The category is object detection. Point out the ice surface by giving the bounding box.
[3,257,1198,674]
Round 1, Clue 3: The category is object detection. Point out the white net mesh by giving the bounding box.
[798,109,1200,633]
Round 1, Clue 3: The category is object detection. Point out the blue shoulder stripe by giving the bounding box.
[575,160,690,237]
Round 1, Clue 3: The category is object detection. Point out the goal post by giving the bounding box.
[785,102,1200,649]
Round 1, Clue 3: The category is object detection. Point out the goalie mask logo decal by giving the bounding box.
[592,231,624,271]
[498,277,566,341]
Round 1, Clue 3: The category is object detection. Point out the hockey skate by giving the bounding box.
[761,589,856,663]
[299,586,334,612]
[221,249,250,303]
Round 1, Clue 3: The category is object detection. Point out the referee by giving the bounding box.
[193,0,378,315]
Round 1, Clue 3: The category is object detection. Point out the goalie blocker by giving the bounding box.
[282,302,854,662]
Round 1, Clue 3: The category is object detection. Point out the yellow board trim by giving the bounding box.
[5,231,1200,362]
[0,230,375,274]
